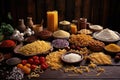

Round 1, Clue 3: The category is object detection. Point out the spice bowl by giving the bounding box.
[61,52,83,65]
[53,30,70,39]
[37,29,53,40]
[0,45,16,53]
[0,40,17,53]
[6,57,21,66]
[24,36,38,44]
[52,39,69,49]
[104,46,120,57]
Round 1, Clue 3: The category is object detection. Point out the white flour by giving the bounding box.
[96,28,119,41]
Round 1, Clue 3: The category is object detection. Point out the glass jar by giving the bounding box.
[59,20,71,32]
[79,18,87,30]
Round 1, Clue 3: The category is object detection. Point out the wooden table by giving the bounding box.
[23,66,120,80]
[1,58,120,80]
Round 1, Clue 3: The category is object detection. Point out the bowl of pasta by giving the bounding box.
[14,40,53,56]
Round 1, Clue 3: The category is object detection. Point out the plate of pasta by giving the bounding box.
[14,40,53,56]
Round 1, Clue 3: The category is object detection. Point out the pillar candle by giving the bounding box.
[47,11,58,32]
[71,24,77,34]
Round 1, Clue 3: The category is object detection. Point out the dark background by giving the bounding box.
[0,0,120,32]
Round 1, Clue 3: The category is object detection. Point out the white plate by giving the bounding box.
[93,31,120,42]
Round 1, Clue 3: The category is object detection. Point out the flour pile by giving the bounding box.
[95,28,120,41]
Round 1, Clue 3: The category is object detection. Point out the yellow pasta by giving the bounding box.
[88,52,112,65]
[19,40,51,55]
[46,49,66,70]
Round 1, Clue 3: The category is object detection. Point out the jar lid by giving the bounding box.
[59,20,70,25]
[80,18,87,22]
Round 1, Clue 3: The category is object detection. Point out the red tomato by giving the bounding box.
[21,60,27,65]
[33,56,39,60]
[30,64,37,70]
[28,58,34,64]
[39,57,45,64]
[41,63,48,70]
[34,59,40,65]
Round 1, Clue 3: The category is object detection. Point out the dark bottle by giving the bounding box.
[17,19,26,32]
[26,17,34,29]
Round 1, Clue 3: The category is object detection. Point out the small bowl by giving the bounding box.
[37,29,52,40]
[6,57,21,66]
[104,44,120,53]
[0,46,16,53]
[0,40,16,53]
[52,39,69,49]
[89,25,103,31]
[33,24,43,34]
[61,52,83,64]
[24,36,37,44]
[53,30,70,39]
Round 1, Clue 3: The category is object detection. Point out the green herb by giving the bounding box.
[0,23,14,36]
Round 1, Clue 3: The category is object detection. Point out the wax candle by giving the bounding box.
[47,11,58,32]
[71,24,77,34]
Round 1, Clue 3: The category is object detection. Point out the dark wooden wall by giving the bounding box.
[0,0,120,31]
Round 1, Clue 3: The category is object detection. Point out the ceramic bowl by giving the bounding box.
[61,52,83,64]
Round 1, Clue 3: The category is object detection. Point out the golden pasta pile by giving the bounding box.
[69,34,94,47]
[19,40,52,55]
[88,52,112,65]
[46,49,66,70]
[46,49,105,76]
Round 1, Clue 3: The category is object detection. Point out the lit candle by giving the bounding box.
[47,11,58,32]
[71,24,77,34]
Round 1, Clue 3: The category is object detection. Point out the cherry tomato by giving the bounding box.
[34,59,40,65]
[28,58,34,64]
[41,63,48,70]
[30,64,37,70]
[21,60,27,65]
[33,56,39,60]
[39,57,45,64]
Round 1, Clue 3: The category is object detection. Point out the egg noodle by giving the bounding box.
[46,49,105,76]
[19,40,51,55]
